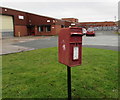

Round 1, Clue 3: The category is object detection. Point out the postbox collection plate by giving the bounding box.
[73,46,79,60]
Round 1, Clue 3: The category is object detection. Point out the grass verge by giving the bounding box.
[2,47,118,98]
[114,31,120,35]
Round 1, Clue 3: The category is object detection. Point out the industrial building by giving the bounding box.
[62,18,117,31]
[78,22,117,31]
[0,7,71,38]
[0,7,117,38]
[62,18,78,23]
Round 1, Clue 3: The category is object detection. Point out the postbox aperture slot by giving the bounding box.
[71,33,83,36]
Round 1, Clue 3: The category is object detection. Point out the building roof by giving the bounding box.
[1,6,67,22]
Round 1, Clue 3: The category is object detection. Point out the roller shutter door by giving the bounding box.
[0,15,14,38]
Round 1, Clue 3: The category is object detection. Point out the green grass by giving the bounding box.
[2,47,118,99]
[114,31,120,34]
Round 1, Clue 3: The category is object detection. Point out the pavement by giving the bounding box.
[82,31,119,51]
[1,36,51,55]
[83,31,118,47]
[1,31,119,55]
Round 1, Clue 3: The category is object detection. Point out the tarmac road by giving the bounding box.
[13,31,119,51]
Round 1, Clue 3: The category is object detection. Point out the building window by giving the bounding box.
[39,26,44,32]
[61,25,65,28]
[46,25,51,32]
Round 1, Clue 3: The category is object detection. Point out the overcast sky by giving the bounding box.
[1,0,119,22]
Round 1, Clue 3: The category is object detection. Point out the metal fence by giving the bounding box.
[93,26,118,31]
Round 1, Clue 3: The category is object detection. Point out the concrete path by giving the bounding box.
[13,31,119,51]
[1,36,51,55]
[1,31,119,55]
[82,31,118,47]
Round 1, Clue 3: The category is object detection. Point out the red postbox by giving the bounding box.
[58,27,83,67]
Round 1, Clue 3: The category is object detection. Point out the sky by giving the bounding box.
[0,0,119,22]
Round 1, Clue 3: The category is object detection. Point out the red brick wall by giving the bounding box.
[14,25,27,37]
[78,22,116,27]
[52,25,62,35]
[1,7,67,36]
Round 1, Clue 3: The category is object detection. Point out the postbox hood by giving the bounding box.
[70,27,83,36]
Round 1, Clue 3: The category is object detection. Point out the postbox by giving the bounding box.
[58,27,83,67]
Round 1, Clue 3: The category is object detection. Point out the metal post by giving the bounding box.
[67,66,71,100]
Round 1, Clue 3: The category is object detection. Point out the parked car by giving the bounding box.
[82,28,87,35]
[86,27,95,36]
